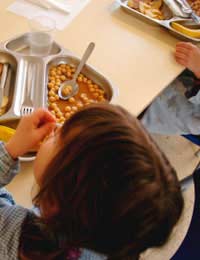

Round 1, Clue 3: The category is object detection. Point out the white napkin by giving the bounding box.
[25,0,71,14]
[7,0,91,30]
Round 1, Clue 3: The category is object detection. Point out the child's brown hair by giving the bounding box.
[19,103,184,260]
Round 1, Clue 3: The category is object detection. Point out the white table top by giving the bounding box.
[1,0,184,115]
[2,2,196,258]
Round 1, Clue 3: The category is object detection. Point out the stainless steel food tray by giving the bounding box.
[0,33,118,123]
[118,0,200,42]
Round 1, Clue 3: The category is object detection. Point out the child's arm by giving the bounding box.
[0,109,56,259]
[0,142,20,187]
[5,108,56,159]
[0,108,56,188]
[175,42,200,79]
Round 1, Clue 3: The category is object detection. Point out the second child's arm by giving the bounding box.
[175,42,200,79]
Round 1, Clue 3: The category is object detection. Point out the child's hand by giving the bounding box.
[5,108,56,159]
[175,42,200,79]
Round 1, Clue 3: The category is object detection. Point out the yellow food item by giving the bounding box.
[145,9,158,18]
[2,96,8,108]
[128,0,134,8]
[61,85,73,97]
[151,0,162,9]
[0,125,15,142]
[138,0,164,19]
[171,22,200,38]
[0,64,3,76]
[128,0,140,9]
[139,1,151,13]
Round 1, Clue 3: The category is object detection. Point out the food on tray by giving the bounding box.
[1,96,8,108]
[61,85,73,97]
[128,0,140,8]
[0,63,9,115]
[128,0,164,19]
[189,0,200,16]
[171,21,200,38]
[47,63,107,124]
[0,63,3,76]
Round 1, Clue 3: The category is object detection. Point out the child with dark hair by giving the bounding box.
[0,103,183,260]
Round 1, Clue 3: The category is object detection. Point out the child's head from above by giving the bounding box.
[30,103,183,259]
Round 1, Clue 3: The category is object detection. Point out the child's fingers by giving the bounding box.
[36,122,56,141]
[33,109,56,127]
[176,42,194,49]
[35,109,56,122]
[174,53,186,61]
[174,52,188,60]
[175,47,189,54]
[175,57,187,66]
[40,109,56,123]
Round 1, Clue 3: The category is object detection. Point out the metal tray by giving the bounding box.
[46,56,114,103]
[118,0,200,42]
[0,33,117,161]
[0,33,117,122]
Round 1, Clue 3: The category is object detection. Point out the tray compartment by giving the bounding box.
[12,56,46,117]
[46,55,115,123]
[47,55,114,100]
[120,0,173,24]
[119,0,200,42]
[5,33,61,56]
[0,52,17,117]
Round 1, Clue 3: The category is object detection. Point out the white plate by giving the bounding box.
[19,152,36,162]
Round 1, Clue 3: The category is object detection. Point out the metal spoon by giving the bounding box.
[176,0,200,24]
[58,42,95,100]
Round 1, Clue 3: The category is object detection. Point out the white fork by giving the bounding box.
[21,63,35,116]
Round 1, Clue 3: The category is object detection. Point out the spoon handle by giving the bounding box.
[73,42,95,81]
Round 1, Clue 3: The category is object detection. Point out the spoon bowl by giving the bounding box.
[58,79,79,100]
[58,42,95,100]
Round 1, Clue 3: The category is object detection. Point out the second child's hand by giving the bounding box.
[175,42,200,79]
[5,109,56,159]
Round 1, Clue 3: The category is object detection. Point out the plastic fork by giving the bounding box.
[21,63,35,116]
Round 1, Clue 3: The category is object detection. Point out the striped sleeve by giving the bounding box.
[0,142,20,187]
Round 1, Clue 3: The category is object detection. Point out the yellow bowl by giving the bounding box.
[0,125,15,142]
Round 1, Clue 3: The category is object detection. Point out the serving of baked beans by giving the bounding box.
[47,63,107,124]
